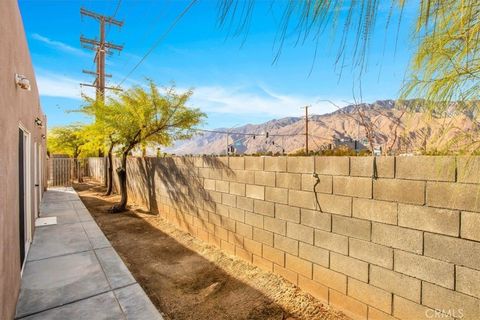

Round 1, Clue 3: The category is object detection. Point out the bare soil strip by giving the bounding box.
[74,180,347,320]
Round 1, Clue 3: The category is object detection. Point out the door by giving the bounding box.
[18,126,32,270]
[38,144,43,202]
[18,128,26,266]
[34,142,38,218]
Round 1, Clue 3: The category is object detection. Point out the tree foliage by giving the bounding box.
[82,80,205,211]
[401,0,480,117]
[217,1,479,112]
[47,124,87,158]
[81,97,119,152]
[217,0,406,74]
[92,81,205,156]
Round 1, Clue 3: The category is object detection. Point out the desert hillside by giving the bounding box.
[165,100,477,155]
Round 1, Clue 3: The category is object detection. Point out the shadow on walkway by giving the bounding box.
[74,182,298,320]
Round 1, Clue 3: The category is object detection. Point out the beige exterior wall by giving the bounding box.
[89,155,480,319]
[0,1,47,319]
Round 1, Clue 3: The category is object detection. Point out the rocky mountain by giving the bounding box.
[164,100,477,155]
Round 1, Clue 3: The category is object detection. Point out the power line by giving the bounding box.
[105,0,122,38]
[111,0,122,17]
[302,105,309,153]
[310,135,322,151]
[309,134,334,142]
[103,0,123,86]
[192,128,303,138]
[116,1,174,77]
[117,0,197,87]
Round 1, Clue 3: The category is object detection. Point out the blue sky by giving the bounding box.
[19,0,418,129]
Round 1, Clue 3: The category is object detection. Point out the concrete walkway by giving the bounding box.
[15,187,163,320]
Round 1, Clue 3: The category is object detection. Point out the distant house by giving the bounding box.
[0,1,47,319]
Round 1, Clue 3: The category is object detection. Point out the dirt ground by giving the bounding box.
[74,180,348,320]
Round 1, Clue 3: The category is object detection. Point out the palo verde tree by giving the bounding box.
[401,1,480,111]
[81,121,118,195]
[396,1,480,153]
[48,124,90,182]
[80,98,120,196]
[90,80,205,213]
[47,124,87,158]
[399,1,480,152]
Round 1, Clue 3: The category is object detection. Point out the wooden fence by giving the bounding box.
[47,158,88,187]
[87,157,106,184]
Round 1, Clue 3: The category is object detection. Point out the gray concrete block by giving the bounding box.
[76,208,94,222]
[71,200,87,209]
[40,201,73,214]
[17,188,161,320]
[42,189,79,202]
[39,208,79,225]
[95,247,135,289]
[16,251,111,318]
[27,223,91,261]
[21,292,124,320]
[83,221,110,249]
[114,284,163,320]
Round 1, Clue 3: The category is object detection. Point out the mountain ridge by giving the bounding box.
[165,99,475,155]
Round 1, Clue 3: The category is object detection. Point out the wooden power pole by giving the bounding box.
[80,8,123,102]
[302,106,309,154]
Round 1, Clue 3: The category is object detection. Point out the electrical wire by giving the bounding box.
[106,0,122,38]
[115,0,174,77]
[116,0,198,87]
[192,128,310,138]
[105,0,123,88]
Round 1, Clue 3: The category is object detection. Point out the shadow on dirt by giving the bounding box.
[74,181,294,320]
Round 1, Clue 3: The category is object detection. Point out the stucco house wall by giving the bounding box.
[0,1,47,318]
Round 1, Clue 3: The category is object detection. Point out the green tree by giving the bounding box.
[80,99,119,196]
[402,0,480,114]
[399,1,480,152]
[87,81,205,212]
[48,124,91,182]
[47,124,86,158]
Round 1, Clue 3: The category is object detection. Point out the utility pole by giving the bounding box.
[302,106,309,154]
[225,134,229,156]
[80,8,123,102]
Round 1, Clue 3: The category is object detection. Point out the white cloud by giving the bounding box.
[36,72,93,100]
[186,84,345,117]
[31,33,88,57]
[36,71,345,119]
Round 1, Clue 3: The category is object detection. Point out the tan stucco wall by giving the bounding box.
[0,0,47,318]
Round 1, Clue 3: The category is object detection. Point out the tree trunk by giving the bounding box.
[110,152,128,213]
[104,145,114,196]
[73,158,80,182]
[78,160,83,183]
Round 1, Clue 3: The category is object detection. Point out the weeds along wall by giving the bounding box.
[89,156,480,320]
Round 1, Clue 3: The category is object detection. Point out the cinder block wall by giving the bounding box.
[105,156,480,320]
